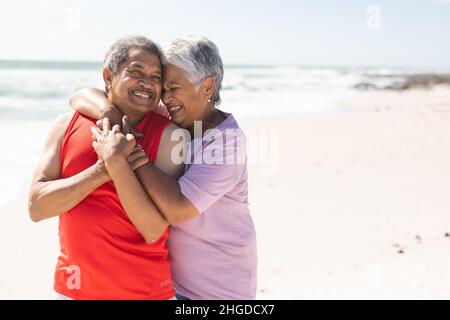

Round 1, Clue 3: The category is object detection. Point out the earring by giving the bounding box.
[208,98,211,103]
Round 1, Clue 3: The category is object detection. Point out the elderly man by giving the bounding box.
[28,35,184,300]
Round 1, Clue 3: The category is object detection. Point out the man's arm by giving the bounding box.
[135,124,198,225]
[28,112,110,222]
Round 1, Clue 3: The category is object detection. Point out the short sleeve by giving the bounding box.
[178,127,246,214]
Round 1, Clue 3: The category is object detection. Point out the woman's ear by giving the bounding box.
[202,77,215,102]
[102,67,113,93]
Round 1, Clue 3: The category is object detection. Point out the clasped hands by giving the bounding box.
[91,116,149,172]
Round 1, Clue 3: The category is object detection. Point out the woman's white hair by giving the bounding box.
[163,35,224,105]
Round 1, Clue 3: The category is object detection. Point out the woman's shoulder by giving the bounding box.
[219,113,246,144]
[195,113,247,168]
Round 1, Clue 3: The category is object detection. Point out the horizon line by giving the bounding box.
[0,58,449,70]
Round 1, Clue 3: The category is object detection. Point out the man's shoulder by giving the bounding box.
[50,111,76,140]
[160,121,188,146]
[55,111,75,126]
[38,111,76,154]
[148,110,171,126]
[145,111,184,142]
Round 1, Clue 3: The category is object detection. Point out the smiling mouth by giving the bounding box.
[130,89,153,100]
[168,105,183,115]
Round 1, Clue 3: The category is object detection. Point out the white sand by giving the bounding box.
[1,86,450,299]
[243,86,450,299]
[0,187,59,299]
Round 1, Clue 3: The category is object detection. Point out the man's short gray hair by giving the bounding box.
[103,35,163,75]
[163,35,224,105]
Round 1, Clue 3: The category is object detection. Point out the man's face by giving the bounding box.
[105,49,162,117]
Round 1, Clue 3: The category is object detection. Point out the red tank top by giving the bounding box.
[54,111,174,300]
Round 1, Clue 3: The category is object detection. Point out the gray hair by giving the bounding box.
[103,35,163,75]
[163,35,224,105]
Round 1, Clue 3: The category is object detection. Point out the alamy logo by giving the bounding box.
[170,121,279,175]
[366,5,382,31]
[65,265,81,290]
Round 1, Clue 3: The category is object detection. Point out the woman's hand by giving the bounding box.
[128,145,149,170]
[101,105,124,128]
[91,117,136,163]
[96,110,143,139]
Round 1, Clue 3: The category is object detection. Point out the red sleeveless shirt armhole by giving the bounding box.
[60,112,81,165]
[139,112,171,163]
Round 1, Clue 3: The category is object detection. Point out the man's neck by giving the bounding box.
[126,113,146,127]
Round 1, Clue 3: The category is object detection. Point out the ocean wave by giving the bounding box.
[1,61,449,120]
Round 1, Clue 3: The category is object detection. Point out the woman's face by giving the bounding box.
[162,63,209,129]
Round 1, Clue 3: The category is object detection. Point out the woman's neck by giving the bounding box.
[188,107,226,138]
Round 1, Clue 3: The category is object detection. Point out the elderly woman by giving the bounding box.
[70,36,257,300]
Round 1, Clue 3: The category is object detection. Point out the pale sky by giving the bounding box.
[0,0,449,67]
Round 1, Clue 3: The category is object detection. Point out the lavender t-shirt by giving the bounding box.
[168,113,257,300]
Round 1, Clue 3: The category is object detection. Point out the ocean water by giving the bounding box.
[0,60,445,205]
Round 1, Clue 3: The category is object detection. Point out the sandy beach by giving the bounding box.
[1,86,450,299]
[243,86,450,299]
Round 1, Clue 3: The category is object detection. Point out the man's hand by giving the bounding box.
[91,117,136,162]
